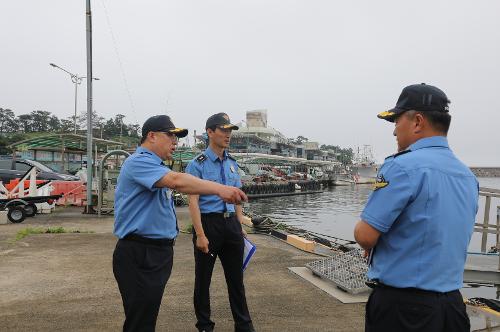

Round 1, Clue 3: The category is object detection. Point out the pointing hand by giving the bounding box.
[218,186,248,205]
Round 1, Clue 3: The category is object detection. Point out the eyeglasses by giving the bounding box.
[157,131,178,141]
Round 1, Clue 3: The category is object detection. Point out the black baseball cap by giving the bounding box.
[205,113,239,130]
[142,115,188,138]
[378,83,450,122]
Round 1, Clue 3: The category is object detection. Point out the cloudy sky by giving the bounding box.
[1,1,499,165]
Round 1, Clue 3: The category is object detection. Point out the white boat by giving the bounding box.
[351,145,378,184]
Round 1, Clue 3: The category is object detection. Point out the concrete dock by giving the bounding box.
[0,206,365,331]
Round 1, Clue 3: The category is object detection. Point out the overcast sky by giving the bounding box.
[1,1,499,165]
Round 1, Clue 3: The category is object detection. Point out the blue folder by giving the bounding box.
[243,238,256,271]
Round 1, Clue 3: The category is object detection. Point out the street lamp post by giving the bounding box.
[49,63,99,134]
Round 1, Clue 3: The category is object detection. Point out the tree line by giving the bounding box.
[320,144,354,165]
[0,108,140,139]
[0,108,354,164]
[291,135,354,165]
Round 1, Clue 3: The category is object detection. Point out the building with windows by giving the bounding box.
[231,110,297,157]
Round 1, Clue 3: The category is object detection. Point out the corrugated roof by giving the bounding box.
[8,134,125,152]
[171,149,198,162]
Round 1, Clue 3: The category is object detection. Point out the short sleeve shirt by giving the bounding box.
[185,147,241,213]
[113,146,178,239]
[361,136,479,292]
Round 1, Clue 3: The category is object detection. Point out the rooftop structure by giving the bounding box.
[7,133,124,172]
[246,110,268,127]
[231,110,296,157]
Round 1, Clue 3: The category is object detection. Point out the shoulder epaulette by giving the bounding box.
[195,154,207,163]
[385,149,412,160]
[227,153,236,161]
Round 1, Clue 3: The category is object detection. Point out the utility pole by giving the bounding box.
[85,0,94,213]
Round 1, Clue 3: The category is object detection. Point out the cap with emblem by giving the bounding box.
[378,83,450,122]
[142,115,188,138]
[205,113,239,130]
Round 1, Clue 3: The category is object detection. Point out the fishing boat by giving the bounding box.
[351,145,377,184]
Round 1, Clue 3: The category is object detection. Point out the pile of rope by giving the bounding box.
[245,211,356,252]
[466,297,500,312]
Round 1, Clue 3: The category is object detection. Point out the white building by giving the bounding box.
[231,110,296,157]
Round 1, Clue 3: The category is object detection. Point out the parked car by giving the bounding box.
[0,158,80,184]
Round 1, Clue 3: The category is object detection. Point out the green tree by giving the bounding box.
[337,148,354,165]
[0,136,10,154]
[78,110,101,130]
[60,118,74,133]
[48,115,61,132]
[116,114,126,138]
[68,115,80,133]
[95,116,106,138]
[0,108,17,135]
[320,144,340,152]
[0,133,29,154]
[18,114,34,133]
[128,123,140,138]
[291,135,309,145]
[103,118,118,137]
[30,110,52,132]
[319,144,353,164]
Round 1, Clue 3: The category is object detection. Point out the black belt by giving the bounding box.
[366,280,457,296]
[123,233,175,247]
[201,212,235,219]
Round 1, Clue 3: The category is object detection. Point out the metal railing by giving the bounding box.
[97,150,130,217]
[476,187,500,270]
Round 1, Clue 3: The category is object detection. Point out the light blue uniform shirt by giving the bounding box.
[114,146,178,239]
[185,147,242,213]
[361,136,479,292]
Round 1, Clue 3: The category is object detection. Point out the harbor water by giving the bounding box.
[246,177,500,251]
[247,177,500,303]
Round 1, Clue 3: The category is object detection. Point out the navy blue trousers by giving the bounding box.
[193,214,254,332]
[113,239,174,332]
[366,286,470,332]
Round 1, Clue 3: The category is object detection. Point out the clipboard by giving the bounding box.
[243,238,256,271]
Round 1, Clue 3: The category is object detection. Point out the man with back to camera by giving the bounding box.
[186,113,255,332]
[354,83,479,332]
[113,115,248,332]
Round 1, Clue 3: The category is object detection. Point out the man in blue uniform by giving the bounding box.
[186,113,255,332]
[354,83,479,332]
[113,115,248,332]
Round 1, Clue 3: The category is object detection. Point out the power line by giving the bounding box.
[99,0,137,124]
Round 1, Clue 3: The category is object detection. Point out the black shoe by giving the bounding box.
[235,323,255,332]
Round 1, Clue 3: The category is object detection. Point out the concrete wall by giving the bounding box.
[470,167,500,177]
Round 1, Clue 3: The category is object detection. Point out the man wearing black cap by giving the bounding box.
[186,113,255,332]
[354,84,479,331]
[113,115,248,332]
